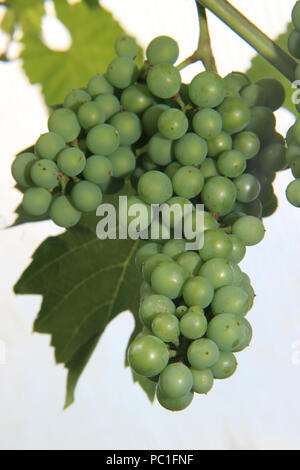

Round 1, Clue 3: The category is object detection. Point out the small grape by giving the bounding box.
[288,29,300,59]
[232,215,265,246]
[115,34,138,58]
[87,74,113,97]
[99,176,124,194]
[180,308,207,340]
[94,93,120,120]
[22,187,52,216]
[146,36,179,65]
[35,132,66,161]
[142,104,169,137]
[259,143,286,172]
[63,88,91,111]
[128,335,169,377]
[191,369,214,394]
[240,198,263,218]
[139,294,175,328]
[138,170,173,204]
[211,351,237,379]
[216,150,246,178]
[107,56,139,89]
[71,180,102,212]
[224,72,249,96]
[189,71,226,108]
[177,251,202,276]
[86,123,120,155]
[77,101,105,130]
[246,106,276,140]
[83,155,112,184]
[50,195,81,228]
[120,84,154,114]
[234,173,261,203]
[232,317,253,352]
[156,387,194,411]
[172,166,204,199]
[207,131,232,158]
[240,83,266,107]
[143,253,173,283]
[175,305,188,319]
[159,363,193,399]
[151,313,180,344]
[162,239,185,259]
[286,179,300,207]
[233,131,260,160]
[148,133,174,166]
[199,230,232,261]
[158,108,188,140]
[57,147,86,177]
[218,97,251,134]
[146,63,181,99]
[227,234,246,264]
[187,338,220,370]
[108,146,136,177]
[200,158,219,179]
[151,261,187,299]
[135,242,162,271]
[206,313,246,352]
[48,108,81,143]
[174,132,207,166]
[255,78,285,111]
[201,176,237,216]
[199,258,234,289]
[30,159,59,189]
[110,111,142,145]
[11,152,38,187]
[182,276,214,308]
[212,285,250,316]
[203,211,219,231]
[192,108,223,140]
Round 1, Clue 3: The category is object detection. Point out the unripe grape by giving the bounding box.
[211,285,250,316]
[94,93,120,120]
[115,34,138,58]
[48,108,81,143]
[107,56,139,89]
[57,147,86,177]
[151,261,187,299]
[182,276,214,308]
[64,88,91,111]
[159,363,193,399]
[30,159,59,189]
[110,111,142,145]
[87,74,113,97]
[187,338,220,370]
[77,101,105,130]
[180,308,207,340]
[22,187,52,216]
[128,335,169,377]
[35,132,66,161]
[286,178,300,207]
[151,313,180,344]
[120,84,154,115]
[71,180,102,212]
[108,146,136,177]
[232,215,265,246]
[139,294,175,328]
[86,123,120,155]
[156,387,194,411]
[189,71,226,108]
[191,369,214,394]
[135,243,162,271]
[50,195,81,228]
[147,63,181,99]
[146,36,179,65]
[211,352,237,379]
[83,155,112,184]
[11,152,38,187]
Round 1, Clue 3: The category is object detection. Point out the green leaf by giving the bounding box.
[5,0,44,34]
[246,23,296,115]
[21,0,125,106]
[1,9,16,35]
[14,185,154,407]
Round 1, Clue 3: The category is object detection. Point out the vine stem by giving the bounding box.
[177,3,217,72]
[197,0,297,82]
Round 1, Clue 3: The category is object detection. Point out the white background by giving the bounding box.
[0,0,300,450]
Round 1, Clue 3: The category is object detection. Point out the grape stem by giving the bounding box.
[177,3,217,72]
[197,0,297,82]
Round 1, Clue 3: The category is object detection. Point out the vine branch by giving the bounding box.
[177,2,217,72]
[197,0,297,82]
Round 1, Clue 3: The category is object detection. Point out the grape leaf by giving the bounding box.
[14,187,155,407]
[21,0,125,106]
[246,23,296,115]
[4,0,44,34]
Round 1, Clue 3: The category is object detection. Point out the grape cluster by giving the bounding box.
[285,1,300,208]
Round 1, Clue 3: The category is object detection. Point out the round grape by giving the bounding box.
[115,34,138,58]
[142,104,169,137]
[148,133,174,166]
[189,71,225,108]
[288,29,300,59]
[259,143,286,172]
[199,230,232,261]
[48,108,81,143]
[159,363,193,399]
[63,88,91,111]
[143,253,173,283]
[146,63,181,99]
[158,108,188,140]
[146,36,179,65]
[187,338,220,370]
[172,166,204,199]
[11,152,38,187]
[177,251,202,276]
[233,131,260,160]
[218,97,251,134]
[120,84,154,114]
[151,261,187,299]
[50,195,81,228]
[201,176,237,216]
[87,74,113,97]
[156,387,194,411]
[191,369,214,394]
[83,155,112,184]
[182,276,214,308]
[206,313,245,352]
[234,173,261,203]
[180,308,207,340]
[162,239,185,259]
[138,170,173,204]
[232,215,265,246]
[94,93,120,120]
[217,150,246,178]
[227,234,246,264]
[139,294,175,328]
[211,351,237,379]
[199,258,233,289]
[110,111,142,145]
[212,285,250,316]
[207,131,232,158]
[35,132,66,161]
[151,313,179,344]
[57,147,86,177]
[135,242,162,271]
[200,158,220,179]
[86,123,120,155]
[71,180,102,212]
[286,178,300,207]
[192,108,223,140]
[128,335,169,377]
[30,159,59,189]
[106,56,138,89]
[174,132,207,166]
[108,146,136,177]
[22,187,52,216]
[77,101,105,130]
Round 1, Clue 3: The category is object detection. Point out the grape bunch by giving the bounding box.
[284,1,300,208]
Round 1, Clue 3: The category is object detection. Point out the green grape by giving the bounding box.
[159,363,193,399]
[232,215,265,246]
[200,158,219,179]
[234,173,261,203]
[11,152,38,187]
[262,193,278,217]
[216,150,246,178]
[286,145,300,165]
[146,36,179,65]
[259,144,286,172]
[30,159,59,189]
[259,183,275,204]
[99,176,124,194]
[141,153,158,171]
[182,276,214,308]
[57,147,86,177]
[211,351,237,379]
[135,242,162,271]
[87,74,113,97]
[233,131,260,160]
[201,176,237,216]
[158,108,188,140]
[222,211,244,226]
[180,308,207,340]
[48,108,81,143]
[63,88,91,111]
[172,166,204,199]
[22,187,52,216]
[164,196,193,229]
[218,97,251,134]
[255,78,285,111]
[191,369,214,394]
[71,180,102,212]
[203,211,219,231]
[108,146,136,177]
[232,317,253,352]
[187,338,220,370]
[162,239,185,259]
[110,111,142,145]
[94,93,120,120]
[288,29,300,59]
[240,83,266,107]
[207,131,232,158]
[151,261,187,299]
[192,108,223,140]
[229,262,243,286]
[83,155,112,184]
[138,170,173,204]
[142,104,169,137]
[240,198,263,218]
[77,101,105,130]
[35,132,66,161]
[227,234,246,264]
[139,294,175,328]
[199,258,233,289]
[175,305,188,319]
[177,251,202,276]
[106,56,138,89]
[286,178,300,207]
[50,195,81,228]
[246,106,276,140]
[86,123,120,155]
[120,84,154,115]
[206,313,246,352]
[151,313,180,344]
[128,335,169,377]
[143,253,173,283]
[292,1,300,29]
[156,387,194,411]
[291,157,300,178]
[115,34,138,58]
[199,230,232,261]
[189,71,225,108]
[224,72,249,97]
[146,63,181,99]
[148,133,174,166]
[212,285,250,316]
